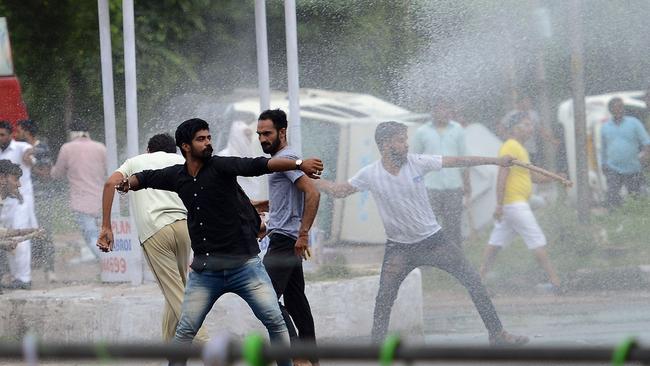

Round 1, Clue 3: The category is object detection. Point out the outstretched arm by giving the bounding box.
[314,179,358,198]
[98,172,125,252]
[442,155,514,168]
[267,157,324,179]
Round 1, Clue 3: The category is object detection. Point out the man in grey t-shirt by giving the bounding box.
[257,109,320,366]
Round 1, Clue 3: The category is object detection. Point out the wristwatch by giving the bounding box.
[295,159,303,169]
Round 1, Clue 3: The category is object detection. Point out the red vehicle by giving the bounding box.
[0,17,28,126]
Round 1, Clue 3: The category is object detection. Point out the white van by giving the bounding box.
[557,91,647,202]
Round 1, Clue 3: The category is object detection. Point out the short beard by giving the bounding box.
[388,151,407,166]
[192,145,213,161]
[261,138,281,155]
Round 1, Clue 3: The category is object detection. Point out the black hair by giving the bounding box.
[175,118,210,151]
[147,133,177,153]
[375,121,407,149]
[69,118,89,132]
[258,109,288,131]
[17,119,37,136]
[608,97,623,113]
[0,159,22,178]
[0,121,13,133]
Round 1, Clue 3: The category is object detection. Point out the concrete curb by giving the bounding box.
[0,270,423,342]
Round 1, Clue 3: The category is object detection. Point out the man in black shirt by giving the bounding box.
[116,118,323,366]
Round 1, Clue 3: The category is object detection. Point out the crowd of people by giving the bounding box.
[0,91,649,365]
[0,119,106,289]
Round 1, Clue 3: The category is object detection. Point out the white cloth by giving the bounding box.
[348,154,443,244]
[116,151,187,243]
[0,197,36,282]
[488,201,546,249]
[217,121,262,199]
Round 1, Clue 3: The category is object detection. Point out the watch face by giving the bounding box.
[296,159,303,166]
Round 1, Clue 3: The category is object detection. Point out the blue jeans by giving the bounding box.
[73,211,101,258]
[172,256,290,366]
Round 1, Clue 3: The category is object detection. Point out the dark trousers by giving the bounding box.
[604,169,644,208]
[263,233,318,361]
[371,230,503,342]
[428,188,464,247]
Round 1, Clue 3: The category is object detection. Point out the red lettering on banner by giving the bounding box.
[101,257,129,274]
[110,220,132,235]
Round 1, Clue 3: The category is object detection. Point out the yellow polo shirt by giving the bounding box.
[500,139,532,204]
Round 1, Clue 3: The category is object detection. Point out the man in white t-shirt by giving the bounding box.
[96,134,208,342]
[316,121,528,346]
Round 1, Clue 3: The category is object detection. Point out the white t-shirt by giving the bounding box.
[116,151,187,243]
[348,154,443,244]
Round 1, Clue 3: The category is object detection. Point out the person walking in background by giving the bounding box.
[114,118,323,366]
[0,121,37,289]
[479,112,562,292]
[413,98,471,248]
[97,133,208,343]
[15,119,57,283]
[600,97,650,209]
[51,119,106,263]
[316,121,528,346]
[256,109,320,366]
[498,94,556,166]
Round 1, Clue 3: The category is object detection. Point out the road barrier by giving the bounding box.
[0,335,644,365]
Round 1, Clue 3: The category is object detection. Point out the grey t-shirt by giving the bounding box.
[267,147,305,239]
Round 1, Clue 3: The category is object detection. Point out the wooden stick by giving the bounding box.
[512,160,573,187]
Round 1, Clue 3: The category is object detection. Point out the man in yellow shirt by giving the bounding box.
[479,112,561,292]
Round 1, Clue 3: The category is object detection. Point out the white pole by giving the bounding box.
[97,0,118,174]
[123,0,139,158]
[284,0,302,155]
[255,0,270,112]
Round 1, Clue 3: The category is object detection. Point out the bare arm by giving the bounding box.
[442,155,513,168]
[294,176,320,259]
[314,179,358,198]
[98,172,125,252]
[22,148,34,167]
[267,157,323,179]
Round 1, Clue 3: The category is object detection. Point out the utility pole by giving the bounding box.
[532,3,555,170]
[568,0,590,224]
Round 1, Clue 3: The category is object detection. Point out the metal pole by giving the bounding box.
[532,4,555,170]
[568,0,590,223]
[255,0,271,112]
[284,0,302,155]
[97,0,118,174]
[123,0,139,158]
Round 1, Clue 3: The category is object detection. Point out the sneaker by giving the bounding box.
[4,279,31,290]
[489,330,529,346]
